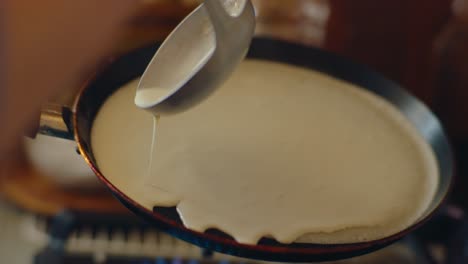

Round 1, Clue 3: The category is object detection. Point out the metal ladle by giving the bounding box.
[135,0,256,115]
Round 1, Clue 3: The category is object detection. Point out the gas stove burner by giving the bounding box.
[28,208,468,264]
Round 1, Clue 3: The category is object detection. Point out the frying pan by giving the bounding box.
[71,37,454,262]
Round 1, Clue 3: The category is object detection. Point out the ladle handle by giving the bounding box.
[31,103,74,140]
[204,0,232,32]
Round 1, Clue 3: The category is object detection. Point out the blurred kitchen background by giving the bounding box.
[1,0,468,263]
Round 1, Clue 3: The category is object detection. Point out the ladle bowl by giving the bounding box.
[135,0,256,115]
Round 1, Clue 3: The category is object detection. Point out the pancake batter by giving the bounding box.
[91,60,438,244]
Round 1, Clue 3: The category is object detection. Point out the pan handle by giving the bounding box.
[30,103,75,140]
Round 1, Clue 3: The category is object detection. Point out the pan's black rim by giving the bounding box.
[74,37,454,262]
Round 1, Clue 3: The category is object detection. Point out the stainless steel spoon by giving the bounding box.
[135,0,256,115]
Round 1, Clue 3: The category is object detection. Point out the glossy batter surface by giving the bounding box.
[92,60,438,244]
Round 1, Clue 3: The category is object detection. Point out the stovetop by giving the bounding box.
[2,199,468,264]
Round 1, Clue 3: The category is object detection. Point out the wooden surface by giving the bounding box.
[0,147,128,216]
